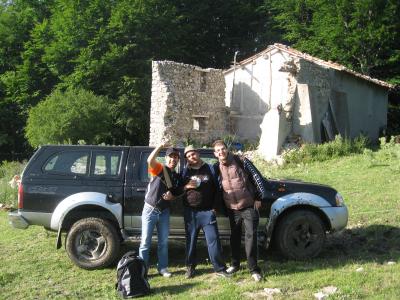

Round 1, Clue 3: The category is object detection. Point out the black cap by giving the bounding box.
[165,147,179,157]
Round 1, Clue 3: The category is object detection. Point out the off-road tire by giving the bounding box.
[66,217,120,269]
[275,209,325,259]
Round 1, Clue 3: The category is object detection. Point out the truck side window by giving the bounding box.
[139,154,164,182]
[71,156,88,174]
[93,151,122,176]
[94,155,107,175]
[201,157,218,165]
[43,151,89,175]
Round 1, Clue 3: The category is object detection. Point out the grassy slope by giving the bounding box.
[1,151,399,299]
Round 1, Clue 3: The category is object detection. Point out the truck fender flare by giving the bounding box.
[264,192,331,248]
[51,192,122,249]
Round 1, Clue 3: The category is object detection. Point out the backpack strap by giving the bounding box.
[162,165,173,189]
[240,156,269,201]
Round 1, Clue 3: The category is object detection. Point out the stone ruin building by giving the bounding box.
[149,61,229,146]
[149,44,393,160]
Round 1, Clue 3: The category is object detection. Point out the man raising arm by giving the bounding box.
[139,143,180,278]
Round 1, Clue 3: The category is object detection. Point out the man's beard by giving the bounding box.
[220,153,229,165]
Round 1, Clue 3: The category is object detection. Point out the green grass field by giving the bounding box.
[1,148,399,299]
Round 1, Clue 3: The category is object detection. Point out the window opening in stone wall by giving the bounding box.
[199,72,207,92]
[192,115,208,132]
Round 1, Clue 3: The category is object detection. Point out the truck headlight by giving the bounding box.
[335,193,345,206]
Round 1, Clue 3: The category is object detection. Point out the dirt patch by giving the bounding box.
[324,225,400,258]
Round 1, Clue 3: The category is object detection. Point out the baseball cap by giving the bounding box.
[165,147,180,157]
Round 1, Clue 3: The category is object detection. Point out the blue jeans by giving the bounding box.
[139,203,170,272]
[184,207,226,272]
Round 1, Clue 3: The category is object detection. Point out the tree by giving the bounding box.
[0,0,53,74]
[0,0,55,160]
[25,88,113,147]
[8,0,400,157]
[58,0,274,145]
[269,0,400,84]
[1,0,277,156]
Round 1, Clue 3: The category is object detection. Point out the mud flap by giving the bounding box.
[56,225,62,249]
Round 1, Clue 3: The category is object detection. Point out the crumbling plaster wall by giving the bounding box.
[330,71,388,140]
[224,48,335,159]
[259,54,334,160]
[258,52,295,160]
[294,59,388,142]
[293,59,333,143]
[149,61,228,146]
[224,49,291,143]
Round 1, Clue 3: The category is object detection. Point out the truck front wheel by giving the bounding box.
[65,217,120,269]
[275,209,325,259]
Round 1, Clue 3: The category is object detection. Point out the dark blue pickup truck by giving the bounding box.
[9,145,348,269]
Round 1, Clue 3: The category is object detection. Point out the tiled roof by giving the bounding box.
[224,43,393,89]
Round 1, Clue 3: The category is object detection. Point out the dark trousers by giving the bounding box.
[228,207,261,274]
[184,207,226,272]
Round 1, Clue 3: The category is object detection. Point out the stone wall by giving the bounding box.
[149,61,228,146]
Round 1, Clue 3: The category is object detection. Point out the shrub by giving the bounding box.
[26,88,113,148]
[377,135,400,164]
[282,135,369,165]
[380,135,400,149]
[222,134,239,149]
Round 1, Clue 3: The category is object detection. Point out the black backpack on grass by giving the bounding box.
[116,251,150,298]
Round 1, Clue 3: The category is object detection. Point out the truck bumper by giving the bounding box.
[320,205,348,232]
[8,210,29,229]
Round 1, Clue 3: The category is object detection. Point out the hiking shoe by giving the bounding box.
[251,272,262,282]
[216,270,232,278]
[185,266,195,279]
[226,265,240,274]
[159,268,172,278]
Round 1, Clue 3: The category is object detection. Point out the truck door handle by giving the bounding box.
[136,188,146,192]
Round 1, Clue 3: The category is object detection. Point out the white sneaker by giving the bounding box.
[226,266,239,274]
[251,273,262,282]
[159,268,172,278]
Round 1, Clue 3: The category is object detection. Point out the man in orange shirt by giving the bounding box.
[139,143,180,277]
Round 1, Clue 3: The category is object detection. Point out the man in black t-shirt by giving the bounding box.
[181,145,230,279]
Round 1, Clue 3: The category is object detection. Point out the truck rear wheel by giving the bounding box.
[275,209,325,259]
[66,217,120,269]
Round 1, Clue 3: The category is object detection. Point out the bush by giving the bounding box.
[0,161,26,208]
[378,136,400,163]
[25,88,113,148]
[282,135,369,165]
